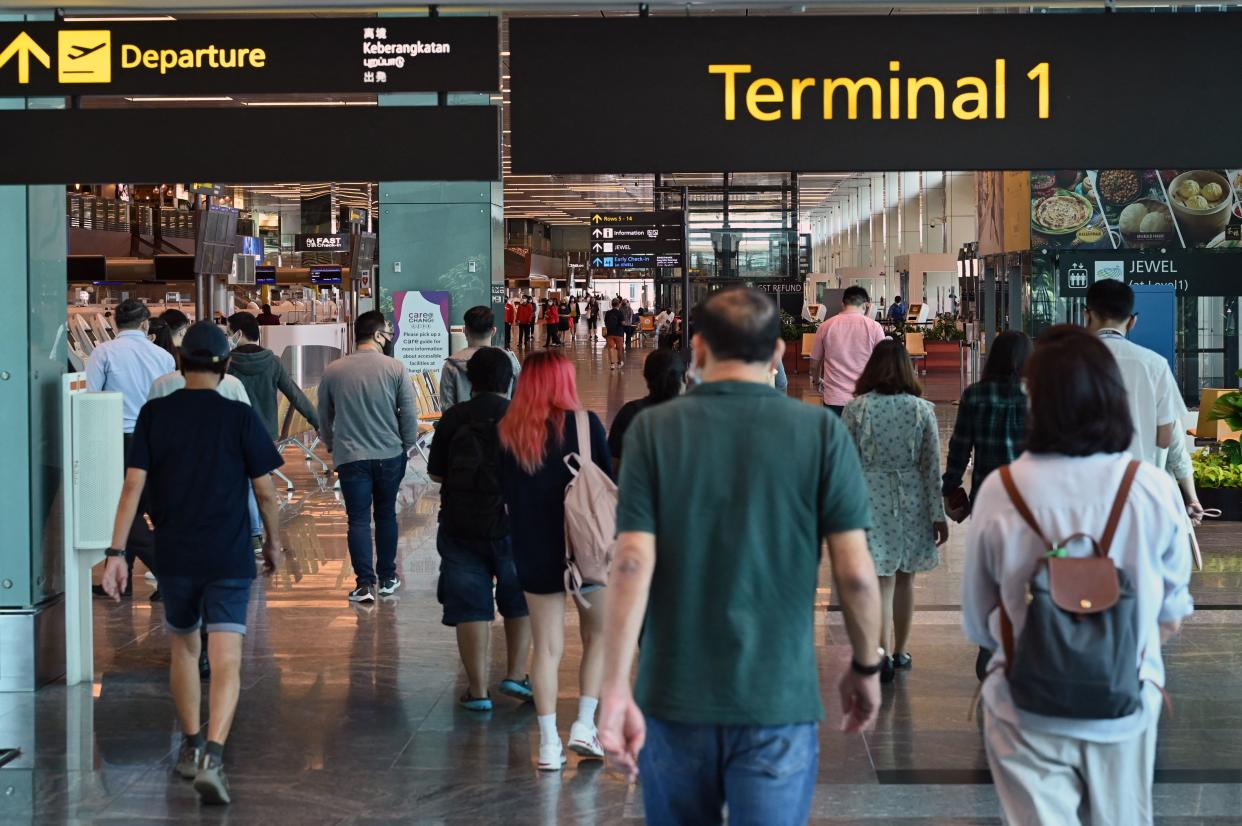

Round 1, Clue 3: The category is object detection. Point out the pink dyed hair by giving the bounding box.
[499,350,581,474]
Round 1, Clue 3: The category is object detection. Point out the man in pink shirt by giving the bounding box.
[809,286,886,414]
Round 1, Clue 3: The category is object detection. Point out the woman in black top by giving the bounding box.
[608,349,686,474]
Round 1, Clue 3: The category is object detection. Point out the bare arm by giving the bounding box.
[827,528,883,733]
[598,530,656,780]
[252,473,284,575]
[101,469,147,599]
[1160,620,1183,643]
[1156,421,1175,450]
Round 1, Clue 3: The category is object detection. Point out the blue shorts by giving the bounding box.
[436,527,528,627]
[159,576,253,636]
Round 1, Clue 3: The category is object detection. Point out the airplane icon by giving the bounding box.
[67,42,106,59]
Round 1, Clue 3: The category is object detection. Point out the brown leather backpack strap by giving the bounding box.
[1099,460,1141,555]
[999,604,1015,678]
[999,465,1052,548]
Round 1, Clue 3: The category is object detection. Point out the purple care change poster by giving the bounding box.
[392,291,451,375]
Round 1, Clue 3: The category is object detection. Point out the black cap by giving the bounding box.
[180,320,231,363]
[115,298,150,327]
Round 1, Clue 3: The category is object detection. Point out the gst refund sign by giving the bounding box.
[0,17,498,95]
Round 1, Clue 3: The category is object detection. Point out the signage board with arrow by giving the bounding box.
[589,211,685,270]
[0,18,497,95]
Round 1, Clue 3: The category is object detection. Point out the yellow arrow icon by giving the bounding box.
[0,32,51,84]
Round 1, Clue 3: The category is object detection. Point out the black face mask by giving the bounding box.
[381,334,395,358]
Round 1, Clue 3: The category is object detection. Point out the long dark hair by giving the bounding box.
[642,349,686,403]
[855,339,923,397]
[1024,325,1133,456]
[982,330,1033,383]
[147,317,176,358]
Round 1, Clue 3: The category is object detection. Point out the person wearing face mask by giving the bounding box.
[86,299,175,599]
[225,312,319,441]
[317,311,420,603]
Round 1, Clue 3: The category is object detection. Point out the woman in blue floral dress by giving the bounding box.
[843,339,949,683]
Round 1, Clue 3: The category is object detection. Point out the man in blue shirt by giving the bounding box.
[102,322,284,806]
[887,295,908,325]
[86,299,175,597]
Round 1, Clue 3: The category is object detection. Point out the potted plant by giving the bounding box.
[1197,371,1242,520]
[920,313,966,370]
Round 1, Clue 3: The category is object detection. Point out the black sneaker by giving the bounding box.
[349,584,376,603]
[378,576,402,597]
[192,753,231,805]
[198,649,211,680]
[879,655,896,684]
[893,652,912,670]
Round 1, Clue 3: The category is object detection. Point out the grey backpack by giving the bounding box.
[562,410,617,607]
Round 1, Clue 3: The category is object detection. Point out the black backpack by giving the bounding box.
[440,419,508,540]
[997,460,1142,719]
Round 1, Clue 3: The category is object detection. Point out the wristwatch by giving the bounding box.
[105,548,125,558]
[851,647,886,676]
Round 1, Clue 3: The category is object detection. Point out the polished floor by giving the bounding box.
[6,326,1242,824]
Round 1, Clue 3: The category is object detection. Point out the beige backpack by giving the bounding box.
[562,410,617,607]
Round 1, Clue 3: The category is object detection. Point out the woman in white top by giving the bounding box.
[963,325,1193,826]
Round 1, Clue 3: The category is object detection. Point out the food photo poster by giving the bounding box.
[1030,169,1242,250]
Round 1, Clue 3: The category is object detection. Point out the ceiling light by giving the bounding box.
[64,14,175,21]
[125,96,233,102]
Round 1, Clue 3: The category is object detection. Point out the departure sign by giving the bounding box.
[511,14,1242,172]
[0,17,498,95]
[589,212,684,270]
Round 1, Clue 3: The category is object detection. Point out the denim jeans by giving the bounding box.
[337,454,406,586]
[247,482,263,537]
[638,718,819,826]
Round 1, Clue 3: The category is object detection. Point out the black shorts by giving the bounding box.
[436,528,528,626]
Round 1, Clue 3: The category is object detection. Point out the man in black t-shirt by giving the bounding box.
[102,322,284,806]
[427,348,532,710]
[603,298,626,370]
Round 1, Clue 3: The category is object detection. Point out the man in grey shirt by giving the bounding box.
[318,310,419,603]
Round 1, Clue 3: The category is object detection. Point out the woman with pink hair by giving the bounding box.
[499,350,612,771]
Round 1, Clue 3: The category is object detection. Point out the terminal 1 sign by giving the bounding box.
[510,13,1242,173]
[0,17,498,95]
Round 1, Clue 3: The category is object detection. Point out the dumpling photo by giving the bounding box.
[1140,211,1172,232]
[1177,179,1201,200]
[1202,182,1224,202]
[1119,203,1148,234]
[1185,194,1211,210]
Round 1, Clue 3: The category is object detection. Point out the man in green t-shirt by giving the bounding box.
[599,287,884,826]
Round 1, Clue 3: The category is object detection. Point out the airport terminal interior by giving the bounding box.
[1,2,1241,824]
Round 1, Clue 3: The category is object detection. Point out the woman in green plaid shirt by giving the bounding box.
[941,331,1033,508]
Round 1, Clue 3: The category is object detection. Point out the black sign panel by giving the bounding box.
[512,14,1242,173]
[0,17,497,96]
[0,106,499,183]
[295,234,350,253]
[589,211,685,269]
[1054,250,1242,297]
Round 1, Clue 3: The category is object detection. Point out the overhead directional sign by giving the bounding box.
[589,211,685,270]
[0,17,498,95]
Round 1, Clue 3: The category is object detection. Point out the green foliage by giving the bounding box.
[1193,441,1242,489]
[1210,371,1242,432]
[922,313,966,343]
[779,310,818,342]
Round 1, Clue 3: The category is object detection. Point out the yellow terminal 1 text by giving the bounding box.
[708,60,1051,122]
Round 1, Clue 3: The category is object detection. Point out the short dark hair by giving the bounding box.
[355,310,388,344]
[843,286,870,307]
[261,303,272,314]
[466,347,513,394]
[1025,325,1133,456]
[696,287,780,364]
[643,348,687,403]
[227,312,261,342]
[855,339,922,397]
[160,308,190,333]
[1086,279,1135,323]
[463,305,495,338]
[981,330,1033,383]
[893,295,902,303]
[611,298,621,308]
[180,353,229,377]
[115,298,150,329]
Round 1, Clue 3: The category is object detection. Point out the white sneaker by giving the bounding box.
[568,721,605,760]
[537,741,567,771]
